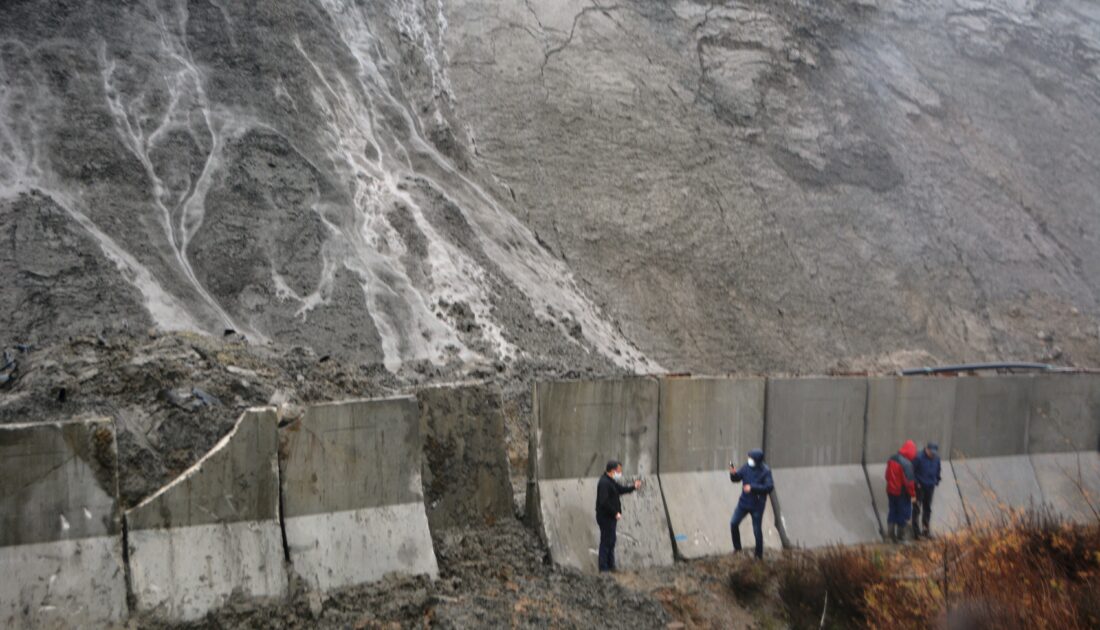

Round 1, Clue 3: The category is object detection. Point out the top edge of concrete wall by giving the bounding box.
[304,395,416,410]
[535,378,658,479]
[658,376,765,473]
[0,418,120,547]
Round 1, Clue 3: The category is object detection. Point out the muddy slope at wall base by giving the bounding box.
[142,520,671,630]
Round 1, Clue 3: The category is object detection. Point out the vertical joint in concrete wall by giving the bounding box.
[763,377,791,549]
[860,378,885,539]
[653,377,683,561]
[526,382,543,532]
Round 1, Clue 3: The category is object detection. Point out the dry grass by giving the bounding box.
[759,511,1100,629]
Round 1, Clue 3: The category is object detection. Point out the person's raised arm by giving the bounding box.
[730,464,743,483]
[617,478,640,495]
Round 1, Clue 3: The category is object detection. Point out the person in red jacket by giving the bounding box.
[885,440,918,542]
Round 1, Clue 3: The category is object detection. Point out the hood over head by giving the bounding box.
[899,440,917,461]
[748,448,765,464]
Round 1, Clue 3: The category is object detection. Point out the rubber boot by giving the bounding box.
[912,523,921,541]
[888,523,898,543]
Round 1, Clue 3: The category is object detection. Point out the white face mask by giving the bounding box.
[612,471,623,481]
[747,457,756,467]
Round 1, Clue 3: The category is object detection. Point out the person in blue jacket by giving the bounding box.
[728,448,774,559]
[912,442,941,539]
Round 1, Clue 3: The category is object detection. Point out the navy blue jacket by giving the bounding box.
[730,451,774,512]
[914,450,941,488]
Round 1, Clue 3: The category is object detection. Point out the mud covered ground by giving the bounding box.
[144,520,679,629]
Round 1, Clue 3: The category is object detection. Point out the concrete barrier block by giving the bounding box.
[865,377,964,533]
[952,456,1044,524]
[866,463,968,534]
[951,375,1033,459]
[866,377,956,462]
[536,475,671,572]
[535,378,659,480]
[125,409,287,621]
[660,471,781,558]
[1031,452,1100,523]
[281,397,438,591]
[658,376,765,473]
[765,377,867,468]
[764,378,878,547]
[532,378,672,571]
[771,465,881,547]
[0,420,127,629]
[658,377,779,558]
[1027,374,1100,454]
[417,384,514,530]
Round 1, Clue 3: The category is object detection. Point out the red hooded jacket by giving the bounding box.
[885,440,917,498]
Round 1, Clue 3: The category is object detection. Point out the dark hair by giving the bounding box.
[605,459,621,472]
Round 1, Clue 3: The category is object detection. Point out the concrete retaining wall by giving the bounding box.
[417,384,514,529]
[950,376,1045,523]
[765,377,880,547]
[1028,374,1100,522]
[0,419,128,629]
[125,409,287,621]
[865,377,967,533]
[280,397,438,591]
[657,377,780,558]
[531,378,672,571]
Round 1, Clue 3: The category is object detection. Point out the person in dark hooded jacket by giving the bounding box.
[911,442,941,539]
[885,440,918,542]
[728,448,774,559]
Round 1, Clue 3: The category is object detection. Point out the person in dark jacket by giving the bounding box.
[728,448,774,559]
[885,440,918,542]
[911,442,941,539]
[595,460,642,572]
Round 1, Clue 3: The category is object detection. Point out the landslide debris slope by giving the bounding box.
[4,0,1100,376]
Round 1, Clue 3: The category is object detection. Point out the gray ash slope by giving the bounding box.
[3,0,1100,377]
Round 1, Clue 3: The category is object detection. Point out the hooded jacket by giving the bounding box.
[886,440,917,498]
[914,448,941,488]
[730,448,774,512]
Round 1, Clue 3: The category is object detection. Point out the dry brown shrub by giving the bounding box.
[816,546,885,622]
[727,557,769,602]
[773,509,1100,630]
[776,552,827,629]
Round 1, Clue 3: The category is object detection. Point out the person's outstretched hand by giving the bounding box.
[634,479,642,490]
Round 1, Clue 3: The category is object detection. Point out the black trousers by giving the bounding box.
[597,514,617,571]
[912,485,935,530]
